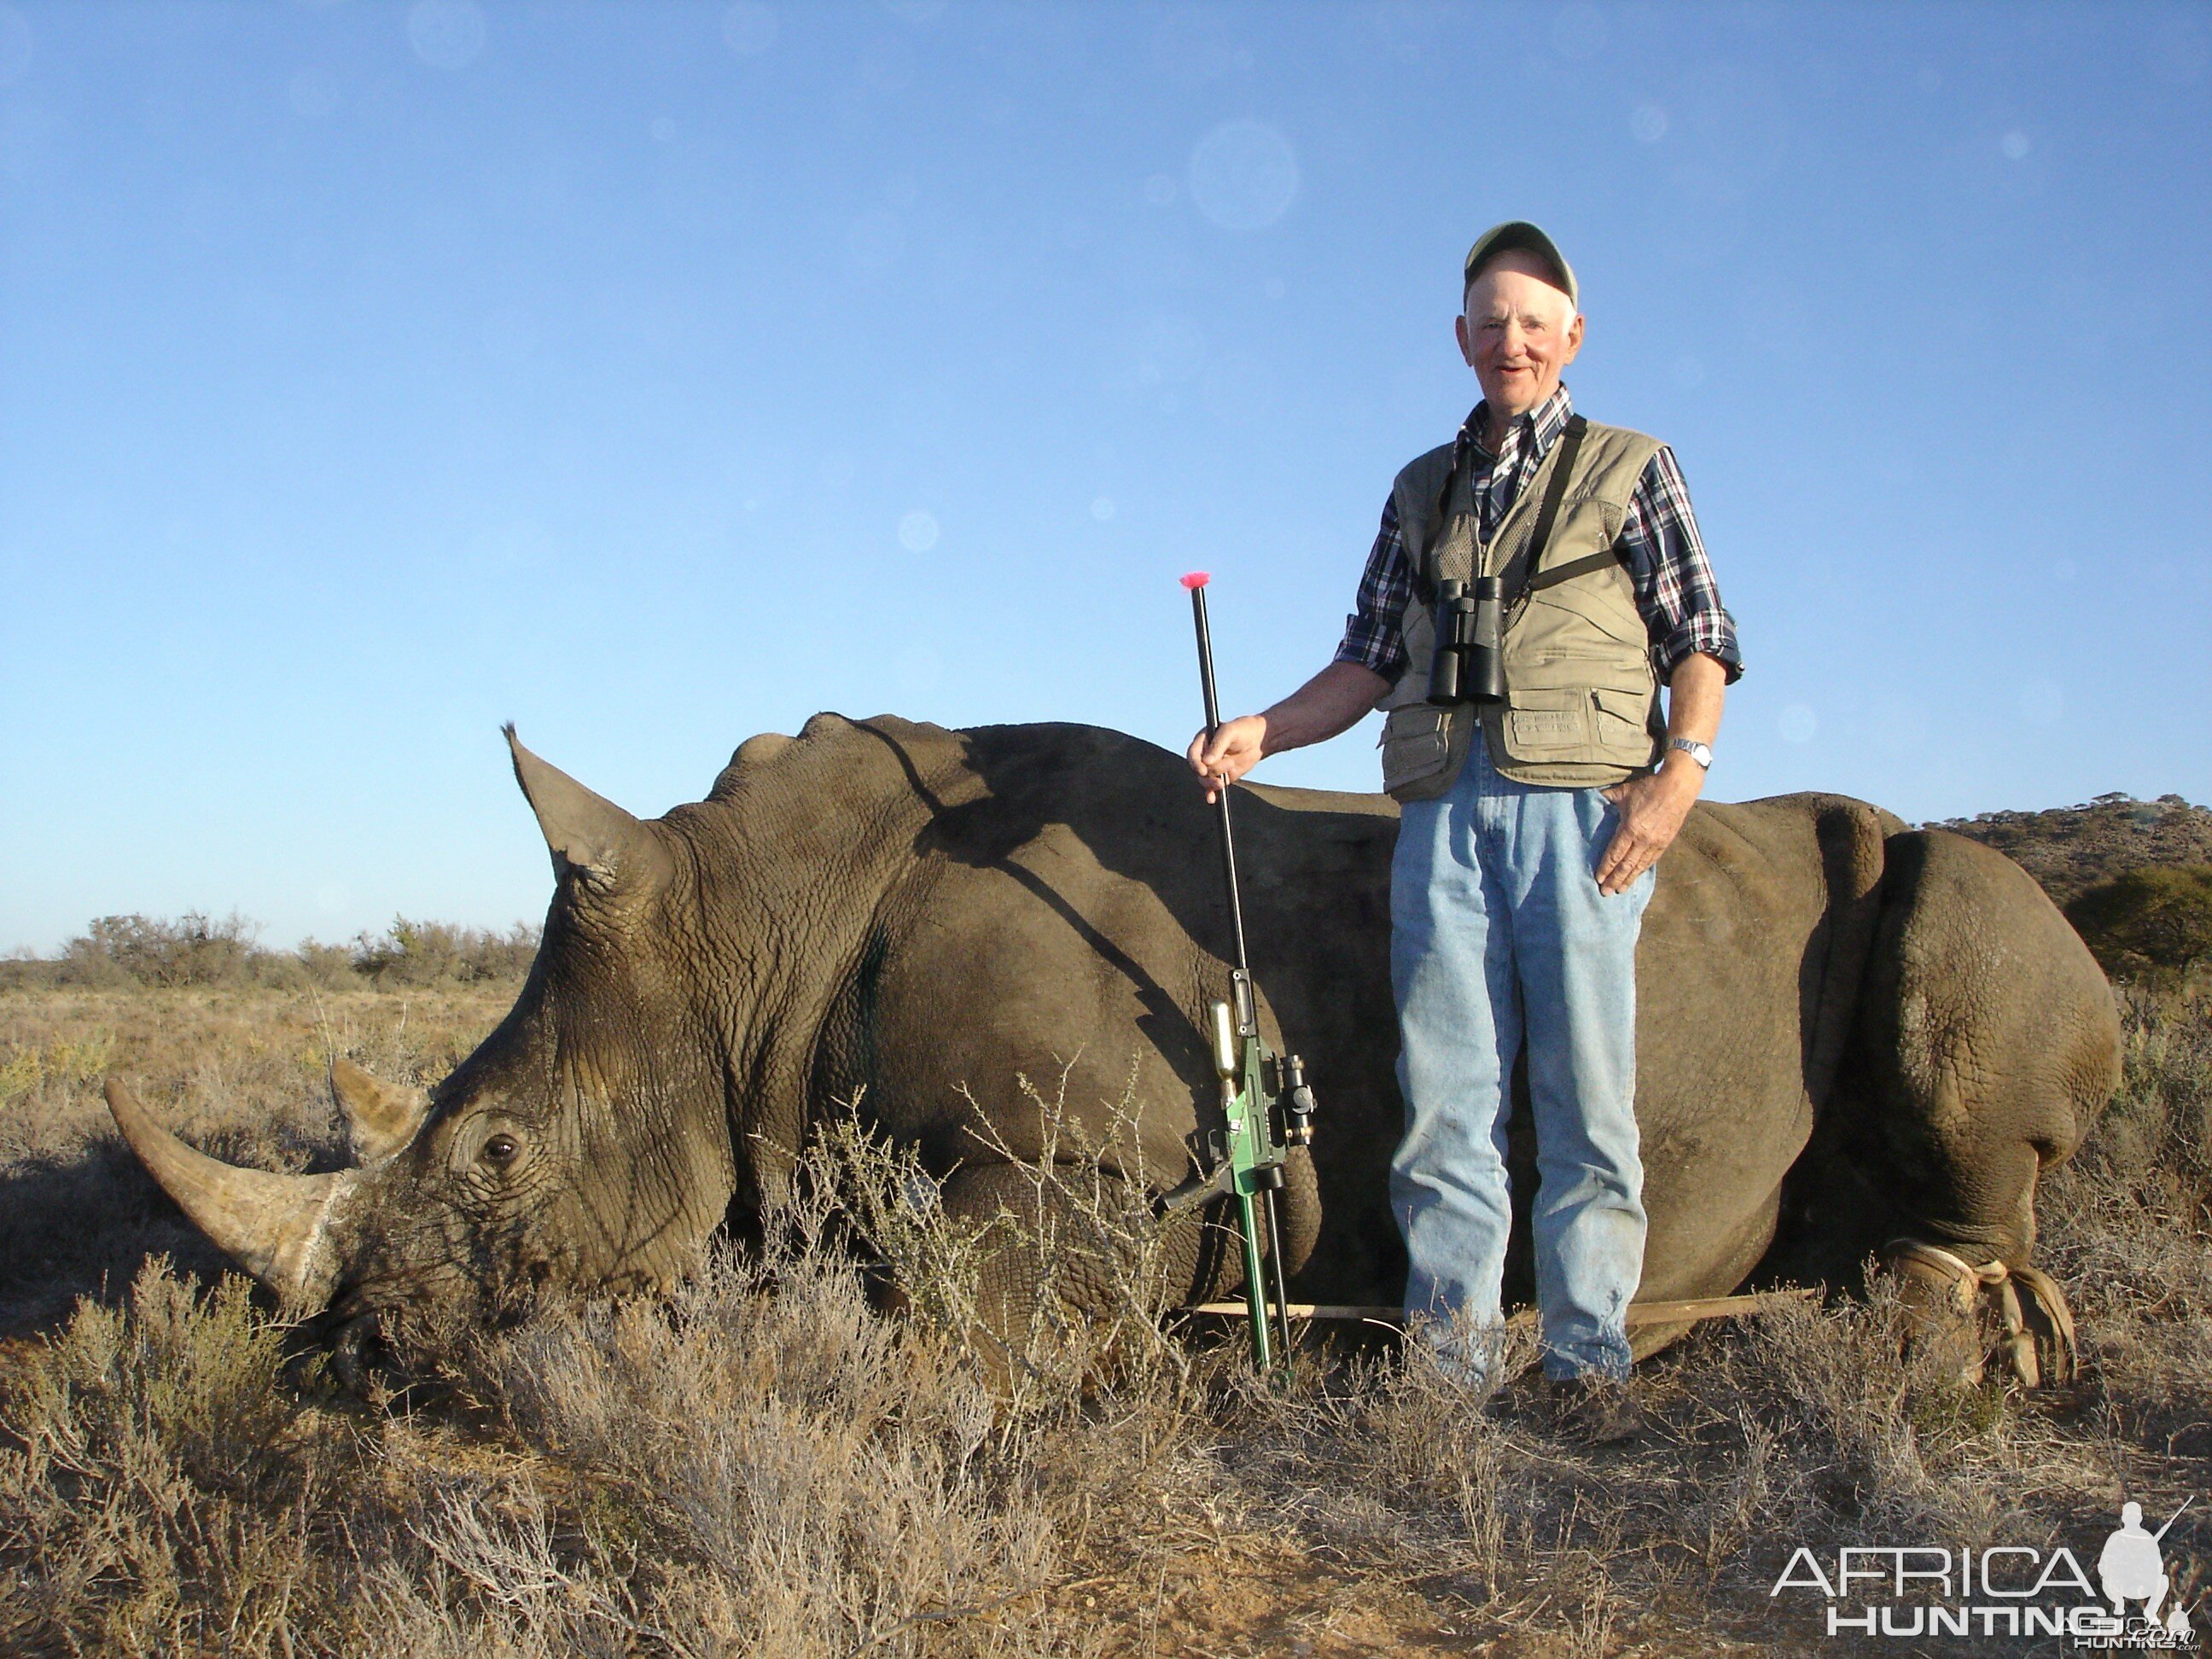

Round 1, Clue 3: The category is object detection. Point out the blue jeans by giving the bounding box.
[1388,731,1654,1381]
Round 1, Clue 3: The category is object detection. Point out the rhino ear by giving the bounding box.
[504,724,668,887]
[329,1057,429,1163]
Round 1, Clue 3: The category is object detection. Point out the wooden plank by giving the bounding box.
[1178,1289,1814,1327]
[1180,1303,1404,1322]
[1622,1289,1817,1325]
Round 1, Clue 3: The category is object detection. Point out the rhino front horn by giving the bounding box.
[504,723,669,886]
[105,1078,355,1317]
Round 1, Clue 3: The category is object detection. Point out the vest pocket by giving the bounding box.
[1498,686,1592,760]
[1590,686,1661,765]
[1380,703,1454,793]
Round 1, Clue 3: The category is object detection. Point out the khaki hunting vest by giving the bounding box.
[1377,416,1665,799]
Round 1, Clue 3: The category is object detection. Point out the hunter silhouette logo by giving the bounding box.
[2098,1501,2194,1639]
[1770,1499,2198,1644]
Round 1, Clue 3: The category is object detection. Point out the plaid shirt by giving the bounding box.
[1334,386,1743,686]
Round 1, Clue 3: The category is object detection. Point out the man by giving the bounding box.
[1187,222,1741,1400]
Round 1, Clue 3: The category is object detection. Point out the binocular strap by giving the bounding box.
[1415,413,1595,607]
[1490,412,1591,605]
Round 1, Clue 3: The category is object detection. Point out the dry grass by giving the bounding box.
[0,984,514,1334]
[2,979,2207,1656]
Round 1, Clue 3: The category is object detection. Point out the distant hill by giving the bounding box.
[1930,793,2212,909]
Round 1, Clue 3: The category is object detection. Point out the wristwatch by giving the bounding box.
[1668,737,1714,770]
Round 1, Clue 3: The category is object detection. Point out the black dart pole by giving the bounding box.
[1180,571,1296,1372]
[1185,572,1255,978]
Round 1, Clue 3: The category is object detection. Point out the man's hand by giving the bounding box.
[1595,761,1702,895]
[1596,650,1727,894]
[1184,661,1390,805]
[1188,715,1268,804]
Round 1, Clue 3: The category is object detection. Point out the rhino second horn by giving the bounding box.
[329,1057,429,1163]
[503,723,667,885]
[105,1078,355,1317]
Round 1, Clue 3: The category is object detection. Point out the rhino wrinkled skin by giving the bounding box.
[106,715,2122,1357]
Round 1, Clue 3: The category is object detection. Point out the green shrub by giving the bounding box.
[2065,863,2212,981]
[295,937,360,987]
[10,912,541,991]
[350,917,540,986]
[61,911,265,987]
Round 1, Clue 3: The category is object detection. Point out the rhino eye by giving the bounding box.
[480,1132,520,1166]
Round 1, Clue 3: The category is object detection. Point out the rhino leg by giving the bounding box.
[934,1156,1313,1380]
[1776,830,2122,1384]
[1837,830,2120,1270]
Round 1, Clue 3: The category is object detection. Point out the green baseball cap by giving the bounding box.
[1463,220,1578,308]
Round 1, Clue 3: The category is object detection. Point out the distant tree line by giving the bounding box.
[1932,791,2212,985]
[1935,791,2212,910]
[9,789,2209,991]
[1,912,540,991]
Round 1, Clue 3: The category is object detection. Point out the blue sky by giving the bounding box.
[3,0,2207,953]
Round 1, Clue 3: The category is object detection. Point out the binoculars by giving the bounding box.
[1426,576,1506,707]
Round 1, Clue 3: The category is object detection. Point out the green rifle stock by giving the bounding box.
[1181,573,1318,1372]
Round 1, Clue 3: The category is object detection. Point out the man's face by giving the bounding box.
[1455,249,1584,426]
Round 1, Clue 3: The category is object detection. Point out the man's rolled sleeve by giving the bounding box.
[1334,493,1412,684]
[1620,445,1743,684]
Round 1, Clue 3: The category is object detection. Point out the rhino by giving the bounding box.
[104,716,2122,1371]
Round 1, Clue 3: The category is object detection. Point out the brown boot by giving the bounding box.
[1551,1373,1640,1445]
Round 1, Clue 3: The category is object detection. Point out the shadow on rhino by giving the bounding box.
[103,716,2121,1383]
